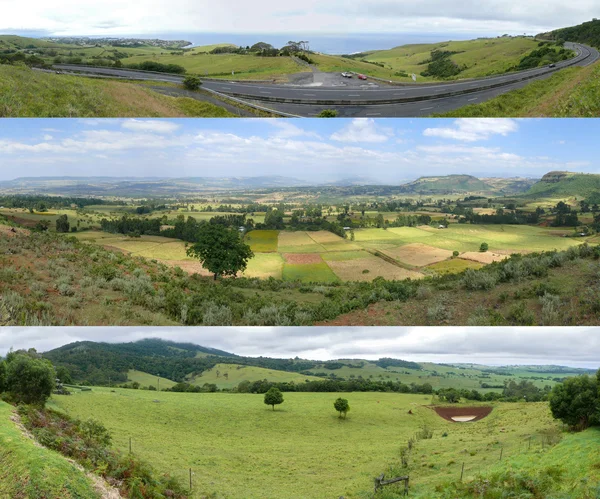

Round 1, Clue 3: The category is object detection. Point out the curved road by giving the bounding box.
[54,42,599,117]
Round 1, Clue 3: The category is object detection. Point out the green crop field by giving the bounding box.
[50,388,583,499]
[245,230,279,252]
[0,401,100,498]
[0,65,237,117]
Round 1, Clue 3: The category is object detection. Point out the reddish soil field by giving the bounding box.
[0,225,30,237]
[283,253,323,264]
[432,406,493,422]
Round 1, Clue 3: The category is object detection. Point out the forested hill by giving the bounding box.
[42,339,421,386]
[543,19,600,49]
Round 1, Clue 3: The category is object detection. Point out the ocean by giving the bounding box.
[43,32,492,54]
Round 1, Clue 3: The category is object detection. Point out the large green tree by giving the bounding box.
[186,223,254,280]
[55,214,70,233]
[334,397,350,419]
[549,374,599,430]
[5,351,56,406]
[264,387,284,411]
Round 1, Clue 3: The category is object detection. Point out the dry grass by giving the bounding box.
[326,256,424,282]
[460,251,510,264]
[383,243,453,267]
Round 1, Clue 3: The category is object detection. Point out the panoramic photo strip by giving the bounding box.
[0,325,598,498]
[1,117,600,327]
[1,1,599,117]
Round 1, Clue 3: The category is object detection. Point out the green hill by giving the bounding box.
[0,401,100,498]
[544,18,600,49]
[400,174,494,194]
[523,171,600,200]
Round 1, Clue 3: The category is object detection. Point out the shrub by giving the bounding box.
[317,109,338,117]
[479,242,489,252]
[183,75,202,90]
[462,269,497,290]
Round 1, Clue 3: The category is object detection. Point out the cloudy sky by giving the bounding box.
[0,118,597,184]
[0,0,596,39]
[1,326,599,369]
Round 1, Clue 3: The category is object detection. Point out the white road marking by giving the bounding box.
[348,94,361,97]
[394,92,406,95]
[420,106,434,111]
[303,94,316,96]
[222,87,231,90]
[260,91,271,94]
[468,97,478,101]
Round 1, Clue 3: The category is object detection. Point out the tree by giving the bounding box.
[334,397,350,419]
[183,75,201,90]
[35,220,50,232]
[55,214,70,233]
[186,223,254,280]
[0,360,6,392]
[264,387,284,411]
[549,374,599,430]
[5,352,55,406]
[479,242,489,252]
[55,365,73,384]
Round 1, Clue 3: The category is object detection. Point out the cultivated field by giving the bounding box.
[50,389,564,499]
[65,224,586,284]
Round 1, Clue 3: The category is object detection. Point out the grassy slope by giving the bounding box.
[433,428,600,498]
[524,173,600,199]
[127,369,177,389]
[0,65,236,117]
[121,52,307,79]
[351,37,538,82]
[189,363,322,389]
[0,402,100,498]
[438,61,600,117]
[51,389,562,499]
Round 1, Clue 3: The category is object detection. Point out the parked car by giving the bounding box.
[357,74,367,80]
[341,72,353,78]
[548,63,556,68]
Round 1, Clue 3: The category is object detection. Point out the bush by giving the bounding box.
[317,109,338,117]
[479,242,489,252]
[462,269,497,290]
[183,75,202,90]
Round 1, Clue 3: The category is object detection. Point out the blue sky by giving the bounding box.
[0,118,597,184]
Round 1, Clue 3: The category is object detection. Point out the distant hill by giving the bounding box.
[398,174,494,194]
[523,171,600,200]
[540,19,600,49]
[0,175,310,196]
[40,339,593,391]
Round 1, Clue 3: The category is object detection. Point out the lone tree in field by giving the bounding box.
[4,350,55,406]
[479,242,489,252]
[549,373,599,430]
[55,214,70,233]
[264,387,284,411]
[334,397,350,419]
[183,75,202,90]
[186,223,254,280]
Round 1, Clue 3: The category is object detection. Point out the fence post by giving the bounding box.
[189,468,192,490]
[129,437,132,454]
[499,447,503,461]
[528,436,531,450]
[404,476,409,496]
[460,462,465,481]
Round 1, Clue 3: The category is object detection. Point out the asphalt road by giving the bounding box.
[54,42,599,117]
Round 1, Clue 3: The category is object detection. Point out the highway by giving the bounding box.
[54,42,599,117]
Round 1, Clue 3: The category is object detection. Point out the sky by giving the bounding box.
[0,0,597,38]
[0,118,597,184]
[1,326,599,369]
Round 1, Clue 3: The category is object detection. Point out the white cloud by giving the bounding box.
[121,120,181,134]
[330,118,394,143]
[423,119,519,142]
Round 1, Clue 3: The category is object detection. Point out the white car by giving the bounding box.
[341,72,353,78]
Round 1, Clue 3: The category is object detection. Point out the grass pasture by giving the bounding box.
[189,363,322,389]
[127,369,177,390]
[50,389,572,499]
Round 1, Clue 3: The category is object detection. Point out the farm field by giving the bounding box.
[50,389,568,499]
[67,223,587,284]
[127,369,177,390]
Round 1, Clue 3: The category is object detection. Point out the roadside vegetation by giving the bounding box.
[0,64,238,117]
[438,60,600,117]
